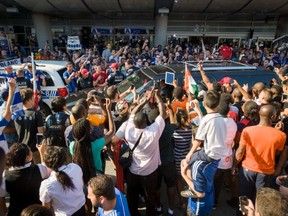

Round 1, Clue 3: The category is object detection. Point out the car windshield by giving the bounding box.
[117,70,151,94]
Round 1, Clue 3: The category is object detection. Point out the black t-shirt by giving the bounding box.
[16,77,33,89]
[14,108,44,151]
[77,76,93,90]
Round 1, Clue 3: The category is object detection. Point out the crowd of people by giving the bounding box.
[1,36,288,216]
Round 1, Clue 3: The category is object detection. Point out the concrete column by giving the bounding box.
[32,14,53,50]
[154,14,168,48]
[276,17,288,38]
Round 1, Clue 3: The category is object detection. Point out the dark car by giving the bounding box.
[117,60,279,102]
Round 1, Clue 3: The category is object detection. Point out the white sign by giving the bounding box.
[0,58,21,68]
[67,36,82,50]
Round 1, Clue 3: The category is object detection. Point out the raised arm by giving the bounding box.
[197,62,211,86]
[155,89,166,119]
[232,80,252,101]
[104,98,116,145]
[4,78,16,122]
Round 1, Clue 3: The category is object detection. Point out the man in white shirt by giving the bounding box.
[125,89,166,216]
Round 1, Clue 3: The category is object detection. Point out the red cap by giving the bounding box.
[81,69,90,75]
[109,63,118,69]
[218,77,232,85]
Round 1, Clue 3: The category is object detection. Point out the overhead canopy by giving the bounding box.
[0,0,287,20]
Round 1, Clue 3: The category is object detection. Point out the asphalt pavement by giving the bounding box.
[105,158,237,216]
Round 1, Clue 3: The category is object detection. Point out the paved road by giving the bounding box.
[105,158,237,216]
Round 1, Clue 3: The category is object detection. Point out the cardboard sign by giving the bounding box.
[67,36,82,50]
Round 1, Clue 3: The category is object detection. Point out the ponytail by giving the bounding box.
[55,170,75,191]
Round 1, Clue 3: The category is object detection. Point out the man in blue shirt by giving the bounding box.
[0,78,16,153]
[63,61,77,93]
[25,63,46,90]
[87,175,130,216]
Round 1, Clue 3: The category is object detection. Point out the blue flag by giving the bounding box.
[0,75,25,120]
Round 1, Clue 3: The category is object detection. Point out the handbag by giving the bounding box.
[119,132,143,169]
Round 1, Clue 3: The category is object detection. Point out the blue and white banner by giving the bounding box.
[67,36,82,50]
[0,78,24,120]
[0,58,21,68]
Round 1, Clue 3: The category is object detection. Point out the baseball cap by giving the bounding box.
[81,68,90,75]
[109,63,118,69]
[218,77,232,85]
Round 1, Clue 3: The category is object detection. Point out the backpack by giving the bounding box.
[46,113,69,147]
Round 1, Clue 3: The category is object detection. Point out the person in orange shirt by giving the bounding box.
[171,87,187,114]
[233,104,286,209]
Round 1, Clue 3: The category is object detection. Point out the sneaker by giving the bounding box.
[180,189,198,198]
[155,204,163,215]
[156,209,163,215]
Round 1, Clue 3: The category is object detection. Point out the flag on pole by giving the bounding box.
[31,53,38,109]
[184,63,199,97]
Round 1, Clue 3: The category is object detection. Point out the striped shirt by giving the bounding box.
[173,127,192,173]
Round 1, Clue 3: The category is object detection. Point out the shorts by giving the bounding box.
[157,162,176,188]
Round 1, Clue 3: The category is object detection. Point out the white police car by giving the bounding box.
[1,61,69,117]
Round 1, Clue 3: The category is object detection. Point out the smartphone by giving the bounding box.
[283,94,288,101]
[36,133,44,145]
[239,196,249,215]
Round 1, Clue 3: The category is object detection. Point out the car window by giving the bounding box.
[117,70,151,94]
[57,68,67,85]
[43,71,54,86]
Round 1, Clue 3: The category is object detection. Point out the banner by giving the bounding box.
[0,58,21,68]
[67,36,82,50]
[0,80,24,120]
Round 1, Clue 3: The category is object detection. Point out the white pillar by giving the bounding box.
[154,14,168,48]
[32,14,53,50]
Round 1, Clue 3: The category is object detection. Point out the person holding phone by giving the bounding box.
[233,105,286,215]
[239,187,288,216]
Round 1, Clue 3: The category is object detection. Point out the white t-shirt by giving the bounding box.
[218,118,237,169]
[39,163,85,216]
[195,113,227,160]
[115,121,128,139]
[125,114,165,176]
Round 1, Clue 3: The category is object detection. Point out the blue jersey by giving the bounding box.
[63,70,77,93]
[187,160,219,216]
[24,70,44,90]
[98,188,130,216]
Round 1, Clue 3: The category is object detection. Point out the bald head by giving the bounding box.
[253,82,265,97]
[259,105,276,120]
[134,112,147,129]
[71,104,87,120]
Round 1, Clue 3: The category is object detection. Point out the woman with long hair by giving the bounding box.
[69,98,115,216]
[0,143,50,216]
[172,109,193,209]
[70,98,115,183]
[39,146,85,216]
